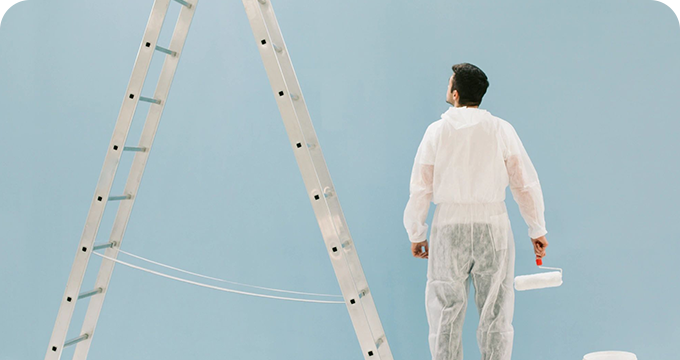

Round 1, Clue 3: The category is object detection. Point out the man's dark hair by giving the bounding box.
[451,63,489,106]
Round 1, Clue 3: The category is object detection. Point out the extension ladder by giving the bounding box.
[44,1,394,359]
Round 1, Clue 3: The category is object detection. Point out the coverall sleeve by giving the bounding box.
[501,122,548,239]
[403,123,437,243]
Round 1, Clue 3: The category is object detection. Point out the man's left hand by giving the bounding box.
[411,240,429,259]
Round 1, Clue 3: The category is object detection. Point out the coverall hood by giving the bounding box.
[441,106,490,130]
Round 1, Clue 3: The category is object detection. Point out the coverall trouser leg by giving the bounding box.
[425,221,515,360]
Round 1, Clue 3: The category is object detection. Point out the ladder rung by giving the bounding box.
[123,146,148,152]
[64,333,89,347]
[108,194,132,201]
[173,0,192,8]
[138,96,161,104]
[93,242,115,251]
[78,288,103,300]
[155,45,177,57]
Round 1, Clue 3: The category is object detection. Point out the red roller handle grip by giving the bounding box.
[536,258,543,266]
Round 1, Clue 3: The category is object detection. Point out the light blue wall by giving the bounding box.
[1,0,678,359]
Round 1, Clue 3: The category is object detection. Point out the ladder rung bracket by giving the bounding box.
[64,333,89,347]
[173,0,193,8]
[138,96,162,104]
[123,146,149,152]
[107,194,132,201]
[341,239,353,249]
[78,288,103,300]
[92,242,115,251]
[155,45,177,57]
[358,288,369,298]
[375,335,386,348]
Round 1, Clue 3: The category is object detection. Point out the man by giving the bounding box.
[403,63,549,360]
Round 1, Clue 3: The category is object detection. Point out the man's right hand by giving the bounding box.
[531,236,548,259]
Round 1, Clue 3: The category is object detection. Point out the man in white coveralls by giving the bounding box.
[403,63,549,360]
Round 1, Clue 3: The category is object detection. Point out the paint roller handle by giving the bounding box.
[536,257,543,266]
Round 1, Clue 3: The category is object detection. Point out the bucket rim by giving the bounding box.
[583,350,637,360]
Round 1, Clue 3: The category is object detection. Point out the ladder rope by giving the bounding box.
[91,251,346,304]
[115,248,344,298]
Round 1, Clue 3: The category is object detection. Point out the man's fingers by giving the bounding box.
[411,241,429,259]
[534,244,546,256]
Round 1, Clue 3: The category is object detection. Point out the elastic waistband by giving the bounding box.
[434,201,507,214]
[435,201,506,207]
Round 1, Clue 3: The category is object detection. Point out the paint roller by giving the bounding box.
[514,257,563,291]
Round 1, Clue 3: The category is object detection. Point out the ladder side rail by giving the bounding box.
[242,1,393,359]
[72,2,199,359]
[44,1,173,358]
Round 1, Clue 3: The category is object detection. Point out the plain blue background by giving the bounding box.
[1,0,678,359]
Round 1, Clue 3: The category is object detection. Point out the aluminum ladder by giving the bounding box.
[45,1,394,359]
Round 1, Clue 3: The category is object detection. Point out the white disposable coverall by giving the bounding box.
[403,106,547,360]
